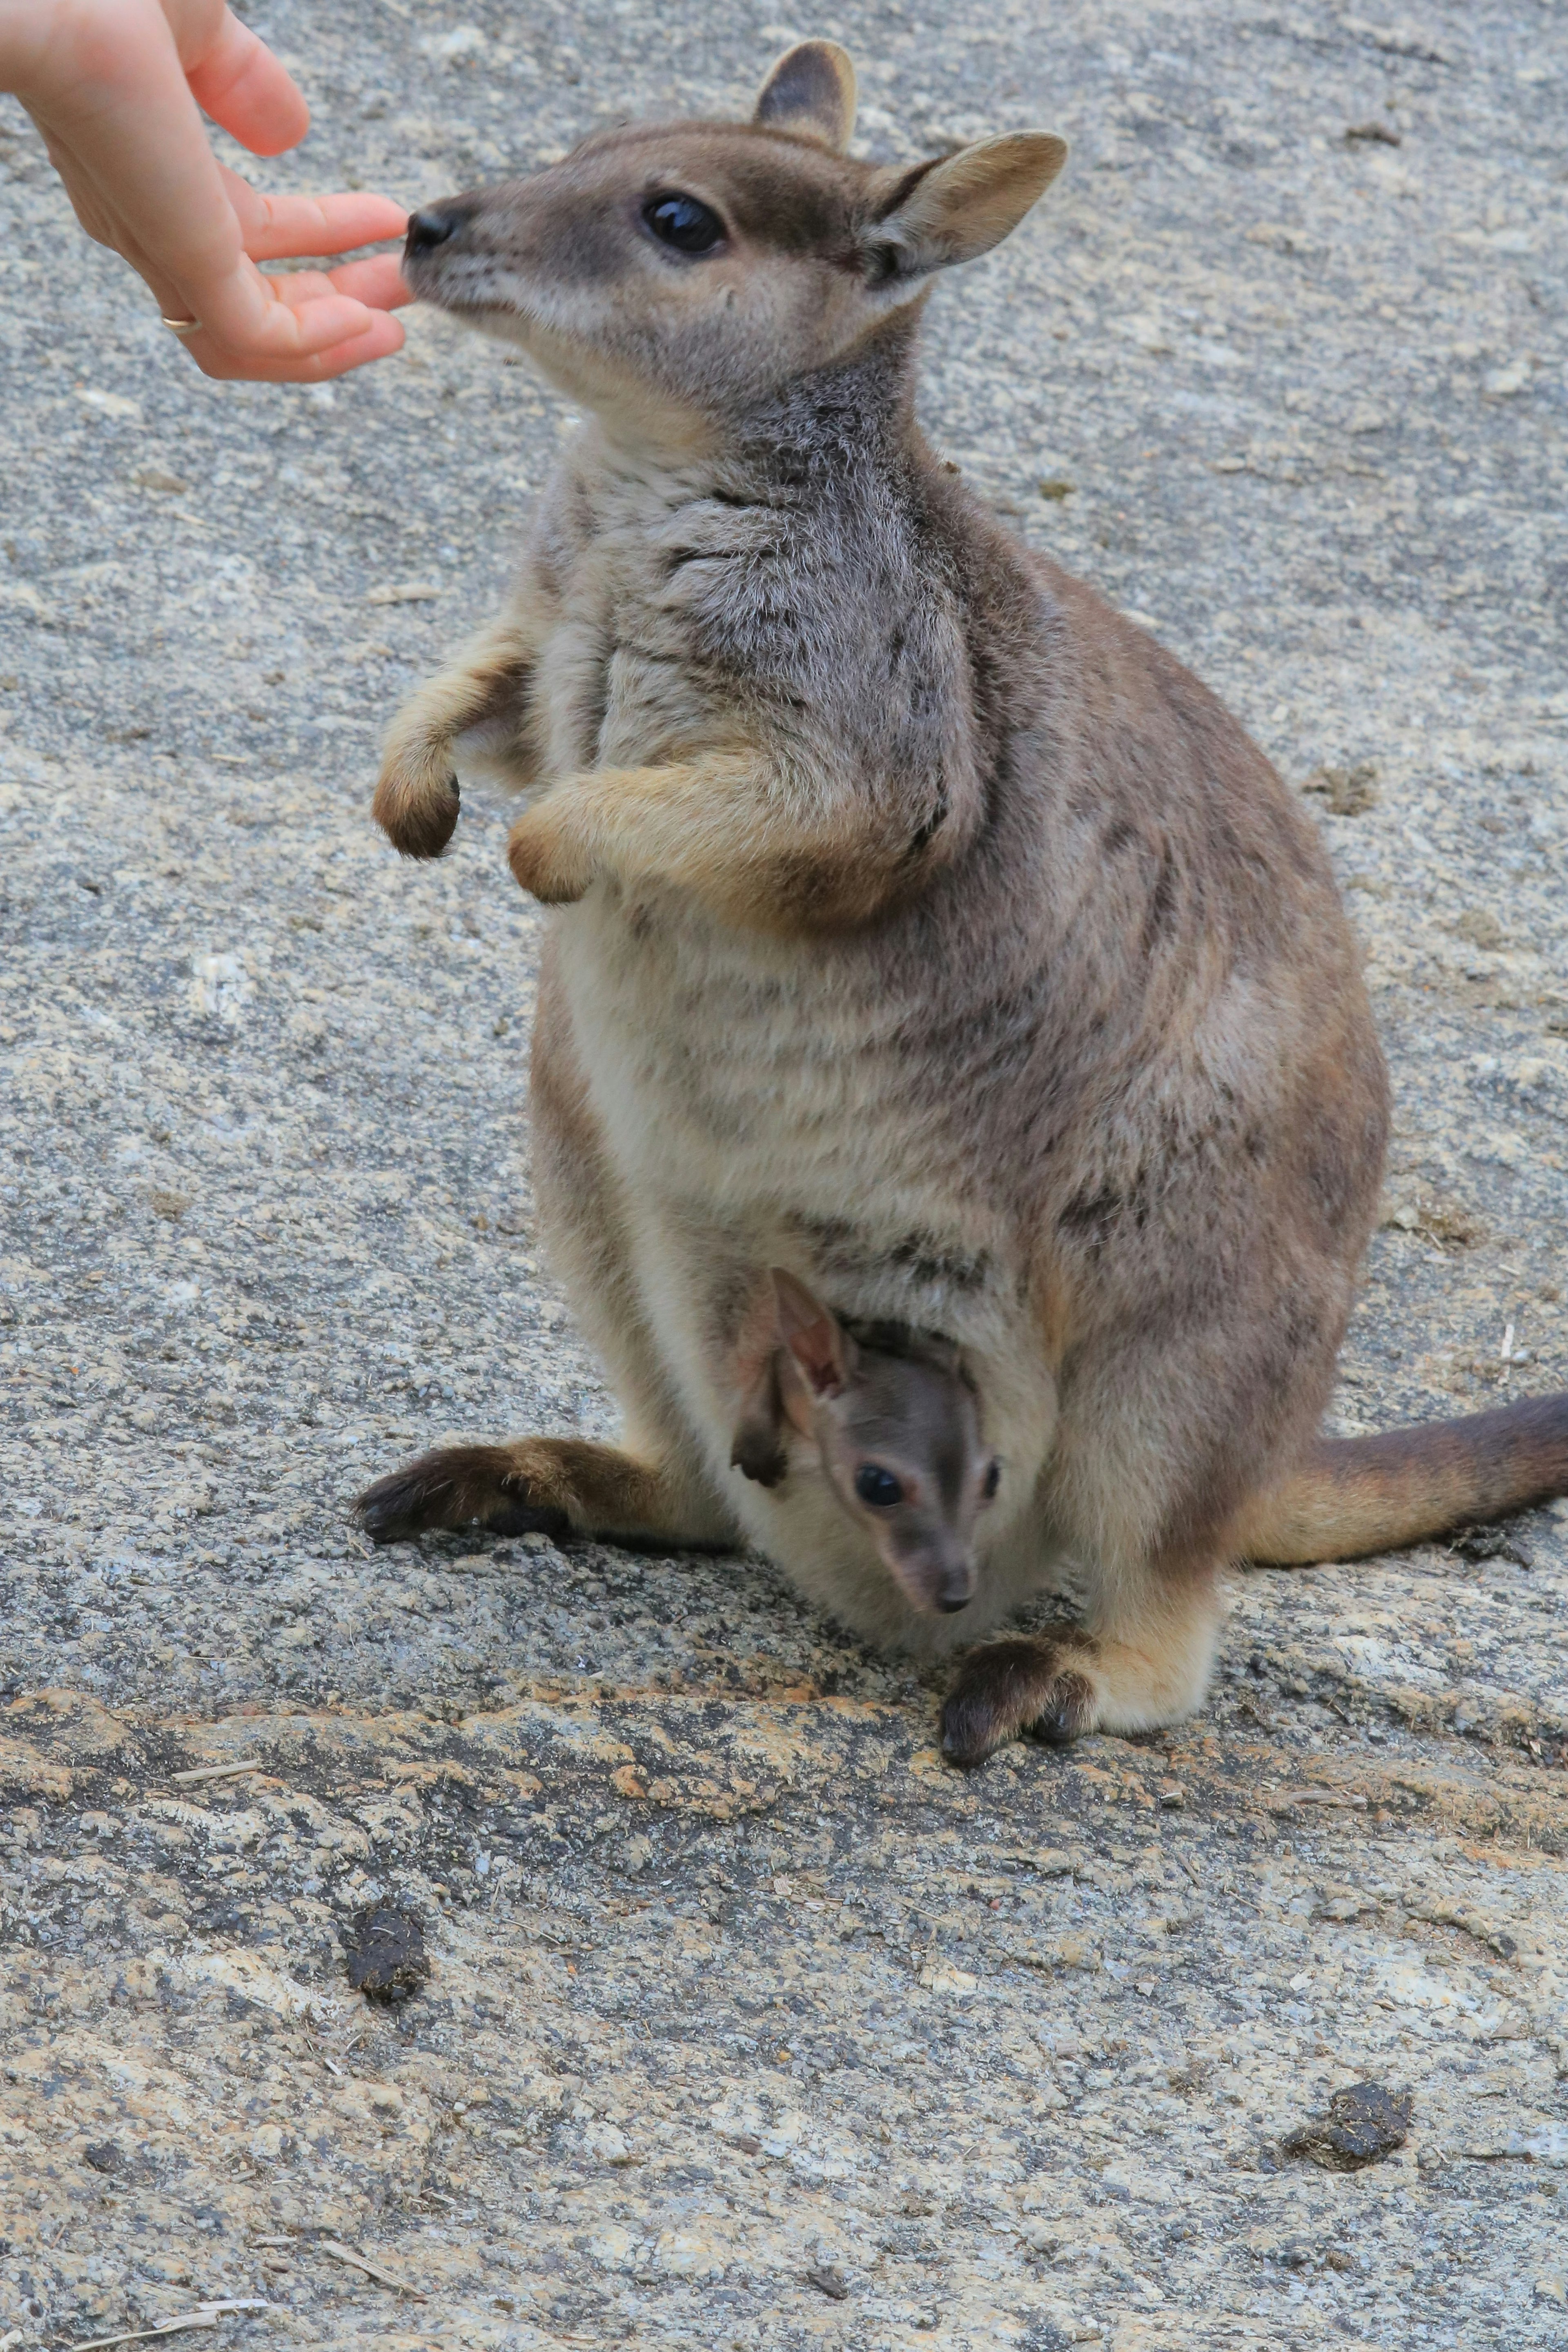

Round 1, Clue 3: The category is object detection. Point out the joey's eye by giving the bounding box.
[642,192,726,256]
[982,1460,1001,1503]
[854,1463,903,1509]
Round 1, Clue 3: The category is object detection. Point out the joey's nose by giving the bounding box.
[891,1545,975,1616]
[406,207,464,258]
[935,1566,975,1615]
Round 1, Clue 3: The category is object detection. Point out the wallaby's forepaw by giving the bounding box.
[355,1441,572,1544]
[507,797,596,904]
[372,754,461,860]
[940,1631,1099,1766]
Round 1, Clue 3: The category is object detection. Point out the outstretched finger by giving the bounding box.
[318,254,413,311]
[180,7,310,158]
[250,257,412,315]
[249,261,408,314]
[223,173,411,262]
[191,310,408,383]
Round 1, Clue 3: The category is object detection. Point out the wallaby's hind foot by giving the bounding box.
[355,1435,722,1548]
[357,1441,570,1543]
[942,1570,1227,1764]
[940,1630,1099,1765]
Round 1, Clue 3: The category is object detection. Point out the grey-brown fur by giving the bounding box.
[356,45,1568,1763]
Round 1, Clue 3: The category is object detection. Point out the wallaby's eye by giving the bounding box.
[982,1460,1002,1503]
[642,193,726,256]
[854,1463,903,1508]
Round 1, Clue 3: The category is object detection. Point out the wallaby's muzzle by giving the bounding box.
[878,1532,979,1618]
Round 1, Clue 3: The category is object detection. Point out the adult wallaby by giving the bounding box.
[357,42,1568,1762]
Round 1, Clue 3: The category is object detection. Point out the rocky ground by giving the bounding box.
[2,2,1566,2347]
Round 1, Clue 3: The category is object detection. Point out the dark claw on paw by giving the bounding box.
[356,1472,562,1545]
[354,1471,439,1545]
[940,1637,1099,1765]
[1026,1669,1098,1745]
[940,1691,1007,1768]
[353,1441,533,1544]
[395,780,460,861]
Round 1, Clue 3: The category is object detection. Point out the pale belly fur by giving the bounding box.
[550,884,1067,1654]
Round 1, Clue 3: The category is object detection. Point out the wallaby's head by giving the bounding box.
[730,1268,1001,1617]
[401,41,1066,447]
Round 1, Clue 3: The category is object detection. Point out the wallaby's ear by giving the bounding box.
[753,40,858,153]
[729,1271,791,1484]
[866,132,1067,279]
[771,1267,855,1397]
[731,1359,789,1486]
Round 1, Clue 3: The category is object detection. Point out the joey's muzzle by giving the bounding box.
[887,1545,976,1617]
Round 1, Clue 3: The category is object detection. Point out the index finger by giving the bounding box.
[219,171,411,261]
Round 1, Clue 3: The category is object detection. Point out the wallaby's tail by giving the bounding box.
[1233,1392,1568,1565]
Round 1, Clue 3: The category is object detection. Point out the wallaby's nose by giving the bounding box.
[935,1561,975,1614]
[406,207,465,259]
[888,1541,975,1616]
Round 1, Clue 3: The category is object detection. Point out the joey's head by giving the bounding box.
[731,1269,1001,1617]
[401,41,1066,450]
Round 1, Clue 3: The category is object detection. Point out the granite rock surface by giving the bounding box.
[1,3,1566,2348]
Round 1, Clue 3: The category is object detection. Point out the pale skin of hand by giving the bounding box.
[1,0,411,381]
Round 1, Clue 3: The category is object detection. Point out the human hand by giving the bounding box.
[2,0,411,381]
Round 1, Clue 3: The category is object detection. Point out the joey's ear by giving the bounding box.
[731,1359,790,1487]
[733,1267,785,1385]
[753,40,858,153]
[729,1274,790,1485]
[866,132,1067,280]
[771,1267,856,1397]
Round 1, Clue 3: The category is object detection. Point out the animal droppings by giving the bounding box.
[343,1906,430,2003]
[1283,2081,1413,2170]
